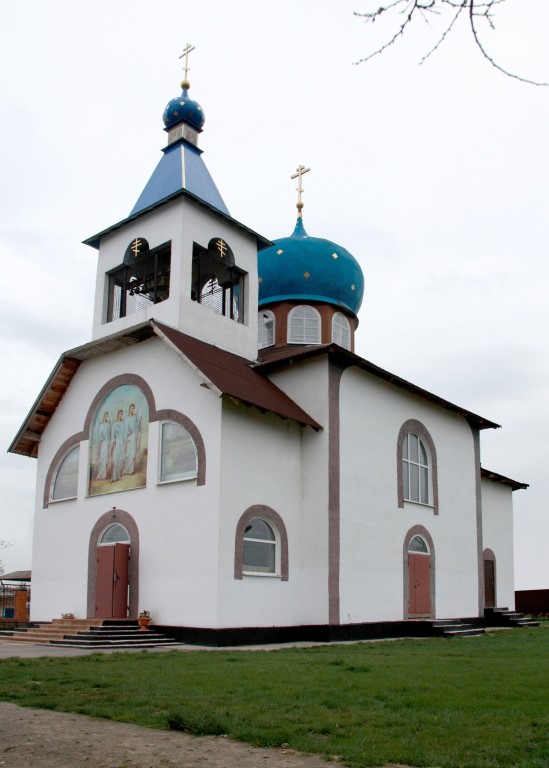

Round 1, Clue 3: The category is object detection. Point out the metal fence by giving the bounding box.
[0,583,31,620]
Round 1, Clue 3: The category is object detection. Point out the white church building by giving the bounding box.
[9,55,527,644]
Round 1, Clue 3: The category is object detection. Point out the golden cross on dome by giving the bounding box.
[131,238,142,256]
[179,43,195,87]
[290,164,311,217]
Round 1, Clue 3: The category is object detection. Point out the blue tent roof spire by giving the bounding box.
[130,48,229,217]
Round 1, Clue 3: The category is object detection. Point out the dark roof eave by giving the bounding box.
[255,344,500,431]
[8,322,156,457]
[83,188,272,251]
[9,321,321,457]
[481,467,529,491]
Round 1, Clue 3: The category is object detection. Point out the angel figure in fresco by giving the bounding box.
[95,410,112,480]
[110,409,126,482]
[123,402,141,475]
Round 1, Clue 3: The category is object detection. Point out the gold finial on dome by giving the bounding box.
[290,164,311,217]
[179,43,195,89]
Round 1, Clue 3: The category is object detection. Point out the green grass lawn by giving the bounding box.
[1,628,548,768]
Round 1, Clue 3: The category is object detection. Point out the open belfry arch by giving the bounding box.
[9,46,527,644]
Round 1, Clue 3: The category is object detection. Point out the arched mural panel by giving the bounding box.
[88,384,149,496]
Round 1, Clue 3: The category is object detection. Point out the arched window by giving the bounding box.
[159,421,198,482]
[243,518,277,574]
[408,535,429,553]
[287,305,321,344]
[50,445,80,501]
[107,237,171,321]
[397,420,438,514]
[258,310,275,349]
[100,523,130,545]
[234,505,289,580]
[191,238,245,323]
[402,433,429,504]
[332,312,351,350]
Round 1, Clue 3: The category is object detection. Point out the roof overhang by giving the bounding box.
[83,187,272,251]
[9,321,321,458]
[256,344,500,431]
[480,467,528,491]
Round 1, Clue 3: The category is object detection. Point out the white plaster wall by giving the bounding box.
[481,478,515,609]
[30,336,225,625]
[216,403,306,627]
[90,197,260,361]
[265,357,332,624]
[338,367,482,623]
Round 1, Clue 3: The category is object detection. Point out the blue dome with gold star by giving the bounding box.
[258,217,364,315]
[163,86,205,131]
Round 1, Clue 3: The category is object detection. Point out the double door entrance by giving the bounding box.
[95,540,130,619]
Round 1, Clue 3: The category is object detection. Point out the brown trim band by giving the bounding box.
[234,505,288,581]
[87,509,140,619]
[43,433,85,509]
[155,409,207,486]
[397,419,439,515]
[83,374,158,437]
[402,525,436,620]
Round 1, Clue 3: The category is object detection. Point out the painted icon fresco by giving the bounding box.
[88,384,149,496]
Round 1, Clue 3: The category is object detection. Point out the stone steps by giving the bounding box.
[431,620,485,638]
[0,619,180,649]
[484,607,540,628]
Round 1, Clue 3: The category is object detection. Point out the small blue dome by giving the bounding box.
[258,217,364,316]
[163,87,205,131]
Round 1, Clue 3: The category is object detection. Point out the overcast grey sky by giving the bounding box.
[1,0,547,588]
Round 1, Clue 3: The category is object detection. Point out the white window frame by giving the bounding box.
[243,517,280,577]
[50,445,80,502]
[258,310,275,349]
[287,305,321,345]
[332,312,351,350]
[158,421,198,484]
[402,433,430,505]
[408,535,429,554]
[99,523,130,546]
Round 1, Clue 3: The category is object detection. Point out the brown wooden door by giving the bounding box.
[96,544,130,618]
[113,543,130,618]
[409,553,431,617]
[484,559,495,608]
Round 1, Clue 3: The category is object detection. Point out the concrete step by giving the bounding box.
[431,620,485,638]
[484,607,539,628]
[0,619,178,648]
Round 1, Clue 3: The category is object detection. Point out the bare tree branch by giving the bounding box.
[467,0,549,86]
[354,0,549,86]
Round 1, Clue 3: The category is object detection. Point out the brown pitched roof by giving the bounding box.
[9,321,321,457]
[257,344,500,431]
[152,321,321,430]
[480,467,528,491]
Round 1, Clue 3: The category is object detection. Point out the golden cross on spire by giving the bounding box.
[290,164,311,217]
[179,43,195,88]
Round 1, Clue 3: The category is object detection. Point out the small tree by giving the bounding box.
[354,0,548,86]
[0,540,12,576]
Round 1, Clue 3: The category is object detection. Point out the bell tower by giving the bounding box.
[85,47,270,361]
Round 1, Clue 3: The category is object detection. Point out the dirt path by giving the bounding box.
[0,701,345,768]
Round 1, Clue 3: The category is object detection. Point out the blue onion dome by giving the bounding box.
[258,217,364,316]
[163,83,205,131]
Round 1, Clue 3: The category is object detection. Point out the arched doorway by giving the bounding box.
[96,524,130,618]
[483,548,496,608]
[87,510,139,619]
[403,527,435,620]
